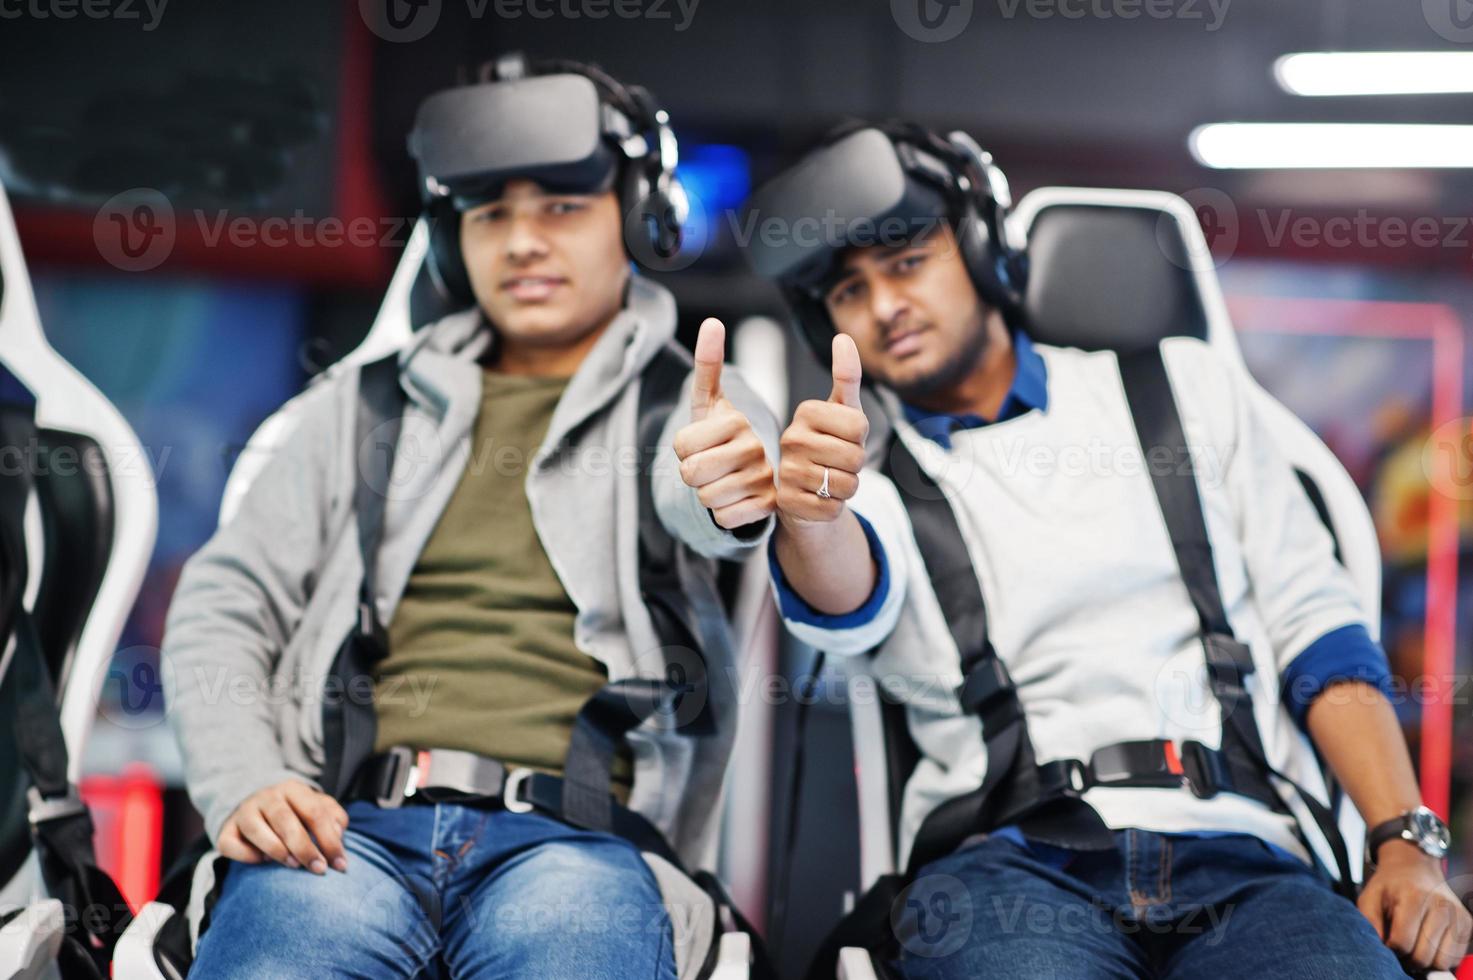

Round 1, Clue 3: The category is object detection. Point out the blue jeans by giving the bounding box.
[894,829,1408,979]
[190,800,678,979]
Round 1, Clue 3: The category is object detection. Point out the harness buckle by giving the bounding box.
[1065,758,1088,795]
[503,768,535,814]
[957,657,1014,718]
[26,786,88,827]
[1202,633,1254,696]
[1090,739,1181,789]
[1043,758,1088,797]
[1178,740,1222,799]
[373,746,423,809]
[357,600,389,660]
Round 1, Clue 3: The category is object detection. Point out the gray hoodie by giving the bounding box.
[162,277,779,870]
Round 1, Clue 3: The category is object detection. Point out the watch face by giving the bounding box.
[1410,807,1452,858]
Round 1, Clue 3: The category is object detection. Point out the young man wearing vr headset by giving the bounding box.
[163,55,778,978]
[741,123,1471,977]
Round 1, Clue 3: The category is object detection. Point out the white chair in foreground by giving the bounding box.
[0,176,158,976]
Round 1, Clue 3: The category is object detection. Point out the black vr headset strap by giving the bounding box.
[322,354,402,798]
[1117,344,1356,899]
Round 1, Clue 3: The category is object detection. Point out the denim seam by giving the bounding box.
[1159,835,1172,905]
[654,907,673,979]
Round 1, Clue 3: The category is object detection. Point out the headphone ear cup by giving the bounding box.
[956,200,1022,313]
[940,130,1024,312]
[781,285,837,368]
[619,158,653,256]
[425,202,473,308]
[620,159,685,264]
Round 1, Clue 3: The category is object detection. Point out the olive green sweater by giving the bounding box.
[373,369,632,787]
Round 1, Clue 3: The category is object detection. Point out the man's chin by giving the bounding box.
[486,306,580,342]
[877,356,954,402]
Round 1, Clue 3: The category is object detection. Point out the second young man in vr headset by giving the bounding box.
[163,54,779,978]
[743,123,1470,978]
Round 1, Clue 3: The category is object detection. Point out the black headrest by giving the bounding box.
[408,257,460,331]
[1022,203,1209,354]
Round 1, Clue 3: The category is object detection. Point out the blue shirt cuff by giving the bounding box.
[768,511,890,629]
[1280,624,1392,731]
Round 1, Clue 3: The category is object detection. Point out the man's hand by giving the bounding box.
[776,333,868,527]
[217,780,350,875]
[1358,842,1471,972]
[673,318,777,530]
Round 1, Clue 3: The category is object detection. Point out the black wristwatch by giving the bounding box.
[1367,805,1451,864]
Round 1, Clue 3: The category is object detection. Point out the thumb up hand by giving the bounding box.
[777,334,870,527]
[672,318,778,530]
[689,315,725,422]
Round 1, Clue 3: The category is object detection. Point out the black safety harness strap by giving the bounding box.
[804,429,1109,979]
[321,343,761,980]
[319,353,401,797]
[885,436,1112,873]
[1117,345,1356,900]
[560,342,715,832]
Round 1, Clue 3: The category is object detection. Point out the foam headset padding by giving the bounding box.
[425,200,474,309]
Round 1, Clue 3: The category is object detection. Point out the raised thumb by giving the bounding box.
[690,317,725,421]
[829,333,862,409]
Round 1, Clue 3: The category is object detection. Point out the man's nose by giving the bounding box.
[869,277,911,331]
[504,211,549,261]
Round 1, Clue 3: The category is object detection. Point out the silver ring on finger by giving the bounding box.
[817,466,832,499]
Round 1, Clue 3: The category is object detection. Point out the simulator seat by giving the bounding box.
[0,177,159,979]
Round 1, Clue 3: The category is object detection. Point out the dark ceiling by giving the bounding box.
[2,0,1470,280]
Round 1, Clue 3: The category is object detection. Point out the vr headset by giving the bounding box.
[407,53,689,306]
[741,123,1026,362]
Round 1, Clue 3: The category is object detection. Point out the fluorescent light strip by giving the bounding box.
[1190,123,1473,169]
[1275,52,1473,96]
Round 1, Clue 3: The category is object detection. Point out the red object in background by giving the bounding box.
[1460,955,1473,979]
[81,763,164,912]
